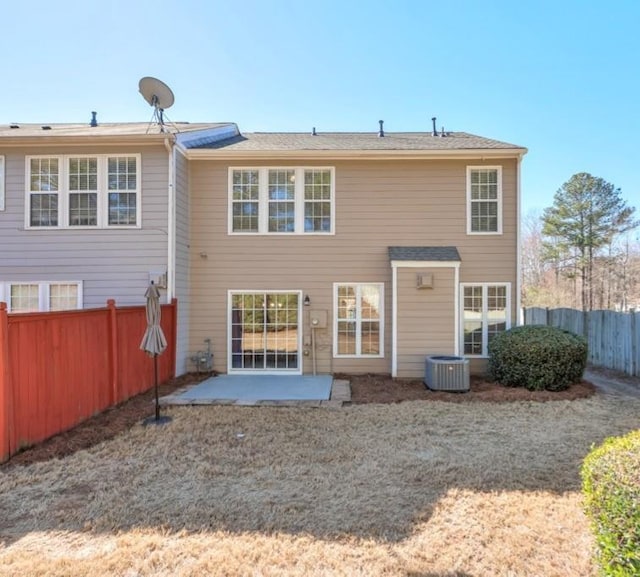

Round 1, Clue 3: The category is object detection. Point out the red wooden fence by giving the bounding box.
[0,299,177,463]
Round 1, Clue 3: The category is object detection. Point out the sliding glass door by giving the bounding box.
[230,291,301,372]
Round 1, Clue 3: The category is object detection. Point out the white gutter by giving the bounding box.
[0,134,173,148]
[184,148,528,161]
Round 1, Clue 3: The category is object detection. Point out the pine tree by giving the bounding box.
[542,173,637,311]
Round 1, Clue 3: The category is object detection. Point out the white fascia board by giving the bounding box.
[390,260,461,269]
[184,148,528,161]
[0,134,173,148]
[175,124,239,151]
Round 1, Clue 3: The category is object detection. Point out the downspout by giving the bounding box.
[164,136,176,302]
[516,154,522,325]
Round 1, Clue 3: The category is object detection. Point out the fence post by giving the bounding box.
[0,303,13,463]
[631,309,638,377]
[583,309,590,343]
[107,300,119,404]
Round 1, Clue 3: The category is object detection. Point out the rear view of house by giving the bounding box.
[1,116,526,379]
[182,124,527,378]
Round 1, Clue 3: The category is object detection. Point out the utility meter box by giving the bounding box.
[309,309,328,328]
[148,270,167,288]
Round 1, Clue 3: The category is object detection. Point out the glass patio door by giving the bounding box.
[230,291,300,372]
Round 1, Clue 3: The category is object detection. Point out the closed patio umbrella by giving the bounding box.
[140,281,169,424]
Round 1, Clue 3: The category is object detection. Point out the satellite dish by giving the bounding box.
[138,77,175,131]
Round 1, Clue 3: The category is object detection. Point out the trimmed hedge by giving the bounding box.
[582,430,640,576]
[488,325,587,391]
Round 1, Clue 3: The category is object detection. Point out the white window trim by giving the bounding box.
[0,281,84,313]
[466,165,503,235]
[0,155,5,211]
[24,154,142,230]
[228,166,335,235]
[226,289,303,375]
[333,282,384,359]
[460,282,511,358]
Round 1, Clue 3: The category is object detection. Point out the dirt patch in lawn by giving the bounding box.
[4,372,595,468]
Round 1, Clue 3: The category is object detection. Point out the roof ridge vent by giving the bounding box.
[9,124,19,129]
[378,119,384,137]
[42,125,51,130]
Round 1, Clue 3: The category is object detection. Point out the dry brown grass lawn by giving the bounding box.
[1,396,640,576]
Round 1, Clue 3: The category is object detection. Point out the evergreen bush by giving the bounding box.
[582,430,640,576]
[488,325,587,391]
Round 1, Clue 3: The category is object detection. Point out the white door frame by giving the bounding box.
[227,289,303,375]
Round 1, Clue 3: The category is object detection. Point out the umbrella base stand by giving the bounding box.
[143,415,172,426]
[142,354,172,426]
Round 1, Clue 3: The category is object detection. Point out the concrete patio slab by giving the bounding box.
[161,374,350,407]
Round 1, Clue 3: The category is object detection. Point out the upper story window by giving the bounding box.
[26,155,141,229]
[229,167,334,234]
[467,166,502,234]
[0,281,83,313]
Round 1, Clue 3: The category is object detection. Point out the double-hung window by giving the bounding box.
[26,154,141,228]
[68,157,98,226]
[0,281,83,312]
[461,283,510,357]
[334,283,383,357]
[268,169,295,232]
[29,157,60,226]
[230,167,334,234]
[467,166,502,234]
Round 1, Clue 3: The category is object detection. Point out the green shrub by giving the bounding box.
[582,430,640,576]
[487,325,587,391]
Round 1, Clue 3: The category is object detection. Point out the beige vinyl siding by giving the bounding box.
[0,145,169,307]
[395,267,456,378]
[188,158,518,375]
[174,149,190,375]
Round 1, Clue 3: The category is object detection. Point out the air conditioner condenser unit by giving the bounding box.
[424,355,470,392]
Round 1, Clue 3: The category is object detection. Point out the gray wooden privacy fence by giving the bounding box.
[522,307,640,377]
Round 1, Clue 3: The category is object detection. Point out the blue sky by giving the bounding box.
[1,0,638,216]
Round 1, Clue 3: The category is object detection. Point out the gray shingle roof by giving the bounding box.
[196,131,523,151]
[0,122,234,139]
[388,246,462,262]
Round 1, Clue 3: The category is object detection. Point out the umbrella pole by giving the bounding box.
[154,354,160,421]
